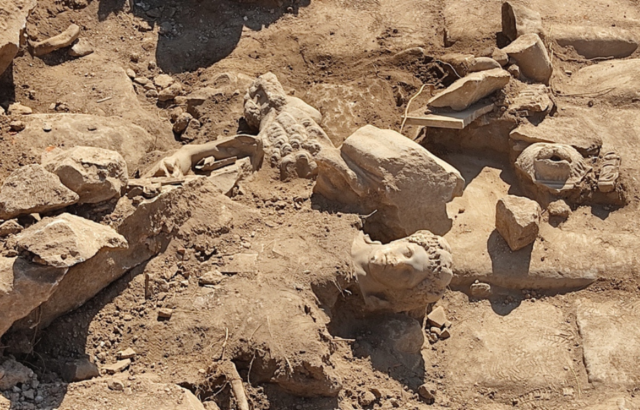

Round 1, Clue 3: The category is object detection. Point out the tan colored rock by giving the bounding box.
[103,359,131,374]
[154,74,174,89]
[548,199,571,219]
[59,357,100,382]
[42,146,128,204]
[19,114,174,170]
[495,195,541,251]
[418,382,437,401]
[492,48,509,66]
[502,34,553,85]
[552,26,637,59]
[7,102,33,115]
[381,316,424,354]
[158,308,173,319]
[57,377,206,410]
[16,213,128,268]
[427,306,448,328]
[0,165,79,219]
[428,68,511,111]
[510,115,602,157]
[158,82,183,101]
[68,38,94,57]
[0,0,36,76]
[468,57,502,73]
[502,1,545,42]
[117,348,137,360]
[198,269,224,286]
[31,24,81,56]
[0,256,68,338]
[508,84,553,114]
[0,219,23,236]
[316,125,464,240]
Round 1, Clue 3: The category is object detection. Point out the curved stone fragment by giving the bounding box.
[15,213,128,268]
[515,143,591,194]
[428,68,511,111]
[0,165,79,219]
[30,24,81,56]
[42,146,129,204]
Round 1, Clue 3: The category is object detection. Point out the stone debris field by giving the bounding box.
[1,0,640,409]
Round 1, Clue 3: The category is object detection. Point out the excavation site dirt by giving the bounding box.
[1,0,640,409]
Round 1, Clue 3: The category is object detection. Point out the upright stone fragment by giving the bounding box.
[0,0,36,76]
[16,213,128,268]
[502,1,545,42]
[0,165,79,219]
[43,146,129,204]
[502,34,553,85]
[495,195,541,251]
[428,68,511,111]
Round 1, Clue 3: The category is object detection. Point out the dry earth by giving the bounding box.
[1,0,640,409]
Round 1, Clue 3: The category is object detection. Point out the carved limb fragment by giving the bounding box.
[145,135,263,178]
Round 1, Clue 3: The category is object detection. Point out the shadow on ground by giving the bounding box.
[97,0,310,73]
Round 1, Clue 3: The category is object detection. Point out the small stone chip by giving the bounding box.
[158,308,173,319]
[103,359,131,375]
[117,348,136,360]
[427,306,448,328]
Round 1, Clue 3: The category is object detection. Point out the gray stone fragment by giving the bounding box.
[502,1,545,42]
[428,68,511,111]
[502,34,553,85]
[0,0,36,76]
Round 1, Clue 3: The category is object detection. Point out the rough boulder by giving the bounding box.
[0,0,36,76]
[495,195,541,251]
[43,146,129,204]
[0,165,79,219]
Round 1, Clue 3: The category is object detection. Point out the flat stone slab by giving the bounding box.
[428,69,510,111]
[404,102,494,129]
[551,26,637,59]
[510,109,603,157]
[443,301,574,393]
[577,299,640,387]
[559,59,640,104]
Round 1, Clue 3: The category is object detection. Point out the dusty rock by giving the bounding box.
[158,307,174,319]
[381,315,425,354]
[158,82,183,101]
[508,84,553,114]
[16,213,128,268]
[103,359,131,374]
[0,165,79,219]
[198,269,224,286]
[117,348,137,359]
[510,114,602,157]
[59,357,100,382]
[468,57,502,73]
[316,125,464,240]
[427,306,448,328]
[57,377,206,409]
[560,59,640,104]
[31,24,81,56]
[502,1,545,42]
[428,68,510,111]
[42,146,129,204]
[9,120,25,131]
[172,112,192,133]
[0,219,23,236]
[107,379,125,391]
[126,68,136,78]
[0,358,34,390]
[0,256,68,338]
[154,74,174,89]
[552,26,637,59]
[18,114,175,170]
[68,38,94,57]
[502,34,553,85]
[360,390,377,406]
[418,382,437,401]
[507,63,521,79]
[440,328,451,340]
[548,199,571,219]
[470,281,492,298]
[0,0,36,76]
[492,48,509,66]
[7,103,33,115]
[495,195,541,251]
